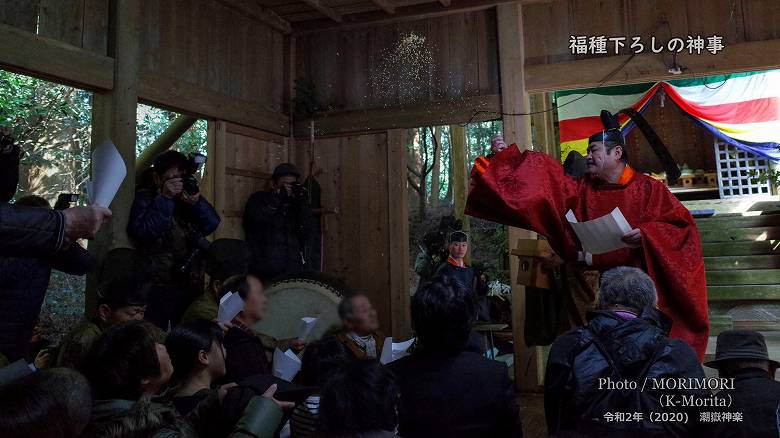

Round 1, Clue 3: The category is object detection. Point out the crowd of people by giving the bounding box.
[2,130,780,438]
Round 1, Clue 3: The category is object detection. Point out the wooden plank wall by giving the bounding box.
[0,0,286,116]
[290,133,408,336]
[522,0,780,67]
[0,0,109,55]
[212,121,290,239]
[295,9,499,111]
[139,0,285,114]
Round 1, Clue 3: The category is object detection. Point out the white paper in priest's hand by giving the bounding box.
[90,140,126,208]
[272,348,302,382]
[217,291,244,324]
[565,207,632,255]
[297,317,319,342]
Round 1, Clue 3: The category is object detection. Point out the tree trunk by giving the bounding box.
[449,124,470,264]
[431,126,442,208]
[418,128,428,221]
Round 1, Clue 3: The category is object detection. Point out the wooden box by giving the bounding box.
[510,239,553,289]
[704,172,718,187]
[680,175,695,188]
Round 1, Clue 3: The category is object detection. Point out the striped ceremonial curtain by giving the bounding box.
[555,70,780,162]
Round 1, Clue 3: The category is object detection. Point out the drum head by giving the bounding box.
[253,272,351,341]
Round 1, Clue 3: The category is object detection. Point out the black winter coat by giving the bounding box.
[222,326,271,383]
[697,367,780,438]
[0,203,65,257]
[0,242,93,361]
[389,350,522,438]
[243,191,310,281]
[544,308,705,438]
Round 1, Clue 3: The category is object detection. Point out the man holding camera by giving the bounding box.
[128,150,219,329]
[244,163,312,281]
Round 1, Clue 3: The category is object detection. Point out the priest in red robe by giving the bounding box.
[466,125,709,359]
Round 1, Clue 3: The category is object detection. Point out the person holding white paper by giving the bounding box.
[467,110,709,359]
[218,274,305,383]
[335,294,386,360]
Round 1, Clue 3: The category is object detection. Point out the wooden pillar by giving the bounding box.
[531,93,557,159]
[497,2,543,392]
[388,129,411,339]
[86,0,141,314]
[449,124,471,263]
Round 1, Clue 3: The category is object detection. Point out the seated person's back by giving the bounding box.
[291,336,353,438]
[699,330,780,438]
[388,275,521,438]
[545,266,704,437]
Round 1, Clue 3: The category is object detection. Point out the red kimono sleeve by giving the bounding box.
[638,188,709,359]
[465,147,581,261]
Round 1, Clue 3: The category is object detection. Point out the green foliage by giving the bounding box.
[136,104,207,157]
[0,70,92,198]
[0,70,207,201]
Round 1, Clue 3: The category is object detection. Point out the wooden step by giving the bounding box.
[708,285,780,302]
[705,255,780,270]
[700,226,780,243]
[696,215,780,230]
[703,241,780,257]
[707,269,780,285]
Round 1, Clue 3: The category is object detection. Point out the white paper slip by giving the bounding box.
[380,337,416,365]
[217,291,244,324]
[272,348,302,382]
[297,317,319,341]
[565,207,633,255]
[90,140,126,208]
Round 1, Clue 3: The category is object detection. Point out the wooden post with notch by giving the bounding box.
[86,0,141,315]
[497,2,544,392]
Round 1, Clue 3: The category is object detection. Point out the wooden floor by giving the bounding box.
[518,392,548,438]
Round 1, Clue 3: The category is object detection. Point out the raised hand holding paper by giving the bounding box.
[565,207,632,255]
[298,317,318,341]
[90,140,126,208]
[272,348,302,382]
[218,291,244,324]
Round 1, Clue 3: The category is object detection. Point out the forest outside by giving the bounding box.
[1,70,206,346]
[405,121,512,288]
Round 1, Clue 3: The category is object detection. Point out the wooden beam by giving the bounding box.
[0,23,114,90]
[370,0,396,14]
[525,38,780,93]
[293,94,500,137]
[497,2,543,393]
[293,0,515,33]
[86,0,142,315]
[301,0,343,22]
[213,0,292,34]
[387,129,411,339]
[135,115,198,177]
[138,72,289,135]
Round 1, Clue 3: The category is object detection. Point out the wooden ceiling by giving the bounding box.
[214,0,523,34]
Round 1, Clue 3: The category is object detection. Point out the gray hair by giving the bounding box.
[597,266,657,312]
[338,294,364,321]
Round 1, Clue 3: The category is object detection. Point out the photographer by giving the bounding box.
[243,163,312,281]
[128,150,219,330]
[0,126,21,203]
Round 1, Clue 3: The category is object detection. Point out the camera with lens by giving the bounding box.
[0,132,15,155]
[181,153,207,196]
[54,193,79,210]
[290,182,308,201]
